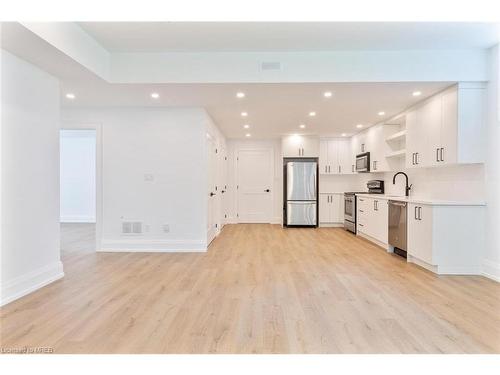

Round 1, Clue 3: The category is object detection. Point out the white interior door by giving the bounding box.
[237,149,273,223]
[207,136,217,244]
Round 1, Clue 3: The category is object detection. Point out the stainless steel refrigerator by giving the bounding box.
[285,161,318,226]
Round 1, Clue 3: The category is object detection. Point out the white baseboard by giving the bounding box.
[408,255,483,276]
[482,259,500,282]
[271,216,282,224]
[60,215,96,223]
[1,261,64,306]
[319,223,344,228]
[99,239,207,252]
[356,231,389,251]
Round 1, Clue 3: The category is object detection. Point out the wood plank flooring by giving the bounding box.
[1,223,499,353]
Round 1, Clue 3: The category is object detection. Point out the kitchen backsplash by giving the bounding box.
[321,164,486,201]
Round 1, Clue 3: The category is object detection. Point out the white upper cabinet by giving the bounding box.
[282,135,320,158]
[319,138,353,175]
[405,83,485,169]
[367,125,390,172]
[352,125,390,172]
[351,132,367,155]
[440,89,458,165]
[405,110,419,169]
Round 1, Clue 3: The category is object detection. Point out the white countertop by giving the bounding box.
[355,193,486,206]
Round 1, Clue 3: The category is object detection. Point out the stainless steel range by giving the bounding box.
[344,180,384,234]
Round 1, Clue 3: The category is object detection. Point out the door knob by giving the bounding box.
[210,192,215,197]
[264,189,270,192]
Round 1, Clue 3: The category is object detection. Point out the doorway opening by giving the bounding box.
[59,128,98,256]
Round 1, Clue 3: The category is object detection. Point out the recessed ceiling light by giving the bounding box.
[65,93,75,100]
[309,111,316,117]
[341,133,347,137]
[412,91,422,97]
[356,124,364,128]
[299,124,306,129]
[323,91,332,98]
[151,92,160,99]
[241,112,248,117]
[243,124,250,129]
[245,133,251,137]
[236,92,245,98]
[378,111,385,116]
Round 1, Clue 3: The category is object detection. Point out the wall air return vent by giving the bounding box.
[122,221,143,235]
[260,61,282,71]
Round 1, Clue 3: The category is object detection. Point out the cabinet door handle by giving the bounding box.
[418,206,422,220]
[416,153,419,165]
[352,164,355,172]
[338,165,341,173]
[436,148,440,162]
[440,148,444,162]
[359,223,364,227]
[328,165,331,173]
[414,206,418,220]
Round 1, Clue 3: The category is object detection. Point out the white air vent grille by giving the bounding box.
[122,221,143,235]
[260,61,281,71]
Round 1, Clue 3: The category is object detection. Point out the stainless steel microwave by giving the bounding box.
[356,152,370,172]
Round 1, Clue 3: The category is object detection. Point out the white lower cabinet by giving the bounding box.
[319,193,344,225]
[356,196,388,245]
[407,203,485,274]
[407,204,434,264]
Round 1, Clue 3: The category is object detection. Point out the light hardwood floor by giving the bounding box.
[1,223,499,354]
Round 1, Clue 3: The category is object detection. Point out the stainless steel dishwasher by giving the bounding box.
[388,200,407,258]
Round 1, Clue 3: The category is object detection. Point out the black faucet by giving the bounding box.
[393,172,412,197]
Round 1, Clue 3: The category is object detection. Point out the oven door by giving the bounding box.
[356,152,370,172]
[344,195,355,222]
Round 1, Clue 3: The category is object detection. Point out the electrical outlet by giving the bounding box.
[162,224,170,233]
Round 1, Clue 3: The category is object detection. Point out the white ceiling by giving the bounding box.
[61,81,452,139]
[1,22,481,139]
[78,22,500,52]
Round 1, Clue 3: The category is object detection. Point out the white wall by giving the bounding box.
[1,50,63,306]
[483,44,500,281]
[60,129,96,223]
[110,50,488,83]
[226,139,283,224]
[61,107,214,251]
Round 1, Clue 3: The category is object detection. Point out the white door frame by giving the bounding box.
[60,122,103,252]
[206,133,218,244]
[236,147,274,223]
